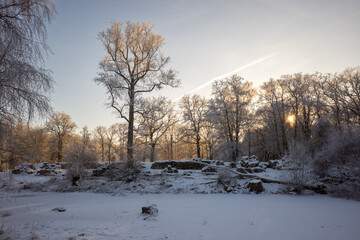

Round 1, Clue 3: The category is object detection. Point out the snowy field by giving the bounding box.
[1,192,360,240]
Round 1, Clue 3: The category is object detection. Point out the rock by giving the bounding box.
[252,167,264,173]
[245,168,253,173]
[72,176,80,186]
[268,160,283,169]
[36,169,52,176]
[12,163,36,174]
[26,168,36,174]
[259,162,269,169]
[246,179,263,194]
[216,161,225,166]
[237,168,248,174]
[240,156,259,168]
[151,160,206,170]
[92,167,108,177]
[142,204,158,216]
[201,166,217,173]
[229,162,237,168]
[223,185,233,193]
[52,207,66,212]
[12,168,22,174]
[40,162,49,169]
[163,165,178,173]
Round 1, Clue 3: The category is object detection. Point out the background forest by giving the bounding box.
[1,66,360,182]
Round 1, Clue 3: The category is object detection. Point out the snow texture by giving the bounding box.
[1,192,360,240]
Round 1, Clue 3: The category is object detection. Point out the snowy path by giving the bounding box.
[1,192,360,240]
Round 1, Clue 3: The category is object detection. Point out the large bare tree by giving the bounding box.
[95,21,179,163]
[0,0,56,121]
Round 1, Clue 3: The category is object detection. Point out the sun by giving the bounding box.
[287,115,295,124]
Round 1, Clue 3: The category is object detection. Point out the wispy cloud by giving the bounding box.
[175,52,278,101]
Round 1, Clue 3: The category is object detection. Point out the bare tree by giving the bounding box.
[95,21,179,163]
[46,112,76,162]
[259,79,290,156]
[334,67,360,125]
[210,74,255,162]
[0,0,56,121]
[105,124,117,163]
[137,96,177,162]
[94,126,106,162]
[180,94,209,158]
[115,123,127,161]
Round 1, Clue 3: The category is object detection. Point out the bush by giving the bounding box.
[313,132,360,178]
[64,142,98,186]
[217,168,236,186]
[287,141,311,194]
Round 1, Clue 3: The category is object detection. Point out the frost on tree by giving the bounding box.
[95,21,179,162]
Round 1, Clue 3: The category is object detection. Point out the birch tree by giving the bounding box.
[0,0,55,121]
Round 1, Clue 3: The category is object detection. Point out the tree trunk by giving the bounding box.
[108,145,111,164]
[150,143,155,162]
[57,136,63,162]
[170,134,174,159]
[196,134,201,158]
[127,96,135,163]
[101,140,104,162]
[248,127,251,157]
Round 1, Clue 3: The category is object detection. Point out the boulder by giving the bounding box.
[40,162,50,169]
[92,167,108,177]
[12,168,22,174]
[163,165,178,173]
[229,162,237,168]
[12,163,36,174]
[268,160,283,169]
[216,161,225,166]
[240,156,259,168]
[237,168,248,174]
[252,167,265,173]
[36,169,53,176]
[201,166,217,173]
[246,179,264,194]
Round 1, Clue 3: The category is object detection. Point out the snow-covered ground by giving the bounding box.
[1,159,360,239]
[1,192,360,240]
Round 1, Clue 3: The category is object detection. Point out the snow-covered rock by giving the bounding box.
[240,155,259,168]
[12,163,36,174]
[246,179,264,194]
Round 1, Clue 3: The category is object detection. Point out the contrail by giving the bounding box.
[175,52,278,101]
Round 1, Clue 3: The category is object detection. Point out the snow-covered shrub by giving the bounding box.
[64,142,98,185]
[313,132,360,199]
[118,161,143,182]
[217,168,236,186]
[102,161,143,182]
[287,141,311,193]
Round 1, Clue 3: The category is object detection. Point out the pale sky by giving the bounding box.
[46,0,360,131]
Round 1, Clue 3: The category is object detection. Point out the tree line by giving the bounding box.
[1,65,359,170]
